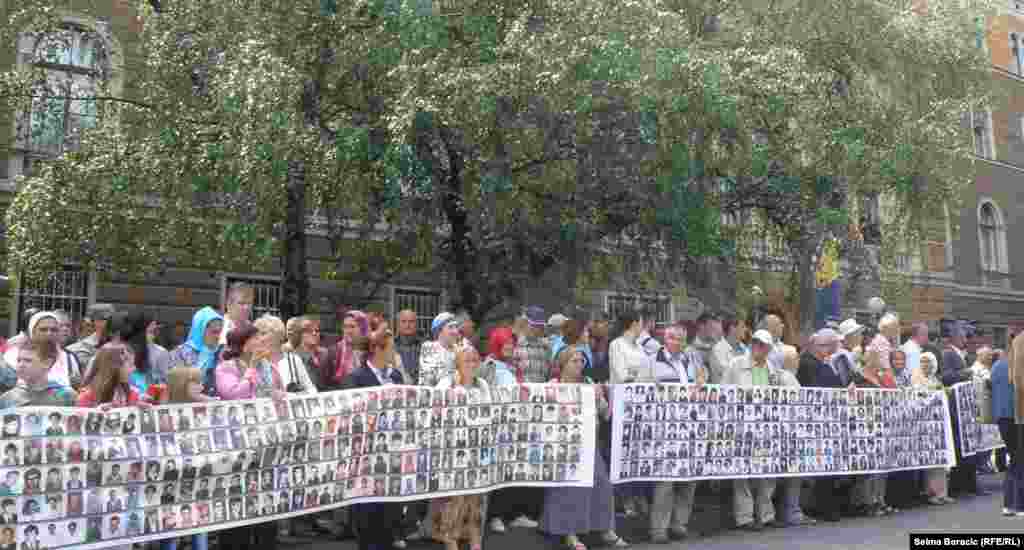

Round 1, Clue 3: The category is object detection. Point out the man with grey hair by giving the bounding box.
[722,329,783,529]
[68,304,115,373]
[798,329,847,522]
[649,323,706,542]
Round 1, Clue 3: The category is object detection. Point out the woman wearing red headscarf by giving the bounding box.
[481,327,541,534]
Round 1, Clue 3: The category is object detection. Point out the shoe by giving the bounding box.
[668,528,688,540]
[509,515,539,529]
[649,531,669,545]
[489,518,506,533]
[1004,508,1016,517]
[393,541,407,549]
[406,524,427,541]
[564,536,587,550]
[737,522,763,532]
[791,516,817,526]
[928,497,945,506]
[600,532,630,548]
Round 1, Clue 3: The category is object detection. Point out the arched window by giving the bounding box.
[12,19,119,176]
[978,199,1008,273]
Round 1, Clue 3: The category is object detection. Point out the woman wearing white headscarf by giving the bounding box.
[3,312,80,389]
[912,352,954,505]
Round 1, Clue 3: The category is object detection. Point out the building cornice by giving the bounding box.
[910,270,1024,303]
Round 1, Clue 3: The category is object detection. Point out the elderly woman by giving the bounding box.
[431,348,488,550]
[542,349,628,550]
[867,314,900,373]
[849,348,898,516]
[912,352,954,505]
[969,346,997,474]
[419,312,461,387]
[481,327,543,533]
[772,345,816,527]
[253,315,318,394]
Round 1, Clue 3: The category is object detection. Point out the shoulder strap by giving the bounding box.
[287,353,300,383]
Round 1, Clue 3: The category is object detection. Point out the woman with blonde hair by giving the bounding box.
[254,315,318,394]
[429,347,488,550]
[283,317,303,353]
[160,366,212,550]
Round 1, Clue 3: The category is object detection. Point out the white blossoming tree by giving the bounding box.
[1,0,999,328]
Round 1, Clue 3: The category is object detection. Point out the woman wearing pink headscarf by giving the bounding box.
[324,310,368,390]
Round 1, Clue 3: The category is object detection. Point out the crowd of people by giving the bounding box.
[0,281,1021,550]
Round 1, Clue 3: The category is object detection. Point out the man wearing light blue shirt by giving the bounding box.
[902,322,929,379]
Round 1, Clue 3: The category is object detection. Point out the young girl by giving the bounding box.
[159,367,213,550]
[77,346,150,550]
[78,347,150,409]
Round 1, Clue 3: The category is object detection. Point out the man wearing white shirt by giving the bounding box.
[219,282,254,345]
[902,322,929,378]
[637,315,664,358]
[650,325,706,543]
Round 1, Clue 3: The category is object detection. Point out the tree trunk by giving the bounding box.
[796,237,819,343]
[280,160,309,320]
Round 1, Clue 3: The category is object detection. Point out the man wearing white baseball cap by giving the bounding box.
[832,319,864,386]
[722,329,783,530]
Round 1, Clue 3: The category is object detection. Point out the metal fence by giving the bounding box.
[393,288,443,338]
[17,267,89,329]
[606,294,672,328]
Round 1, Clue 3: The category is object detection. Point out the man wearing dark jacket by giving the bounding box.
[798,329,849,522]
[942,320,989,498]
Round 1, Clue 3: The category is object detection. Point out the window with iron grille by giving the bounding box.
[605,294,672,328]
[223,276,280,321]
[392,288,442,338]
[17,266,89,330]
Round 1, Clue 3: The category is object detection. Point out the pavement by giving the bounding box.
[278,473,1019,550]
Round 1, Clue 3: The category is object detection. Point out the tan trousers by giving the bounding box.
[650,481,696,534]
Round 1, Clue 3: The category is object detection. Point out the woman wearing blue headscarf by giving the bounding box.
[170,308,224,396]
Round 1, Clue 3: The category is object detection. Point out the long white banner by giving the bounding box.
[1,383,597,550]
[951,381,1006,456]
[609,383,956,483]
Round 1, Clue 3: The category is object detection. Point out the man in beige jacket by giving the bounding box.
[722,330,784,530]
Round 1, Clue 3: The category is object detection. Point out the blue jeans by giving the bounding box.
[160,534,209,550]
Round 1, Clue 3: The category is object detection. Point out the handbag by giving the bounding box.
[285,353,307,393]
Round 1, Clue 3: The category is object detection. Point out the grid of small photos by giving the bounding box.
[954,381,983,456]
[612,383,953,482]
[952,381,1004,456]
[1,383,590,549]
